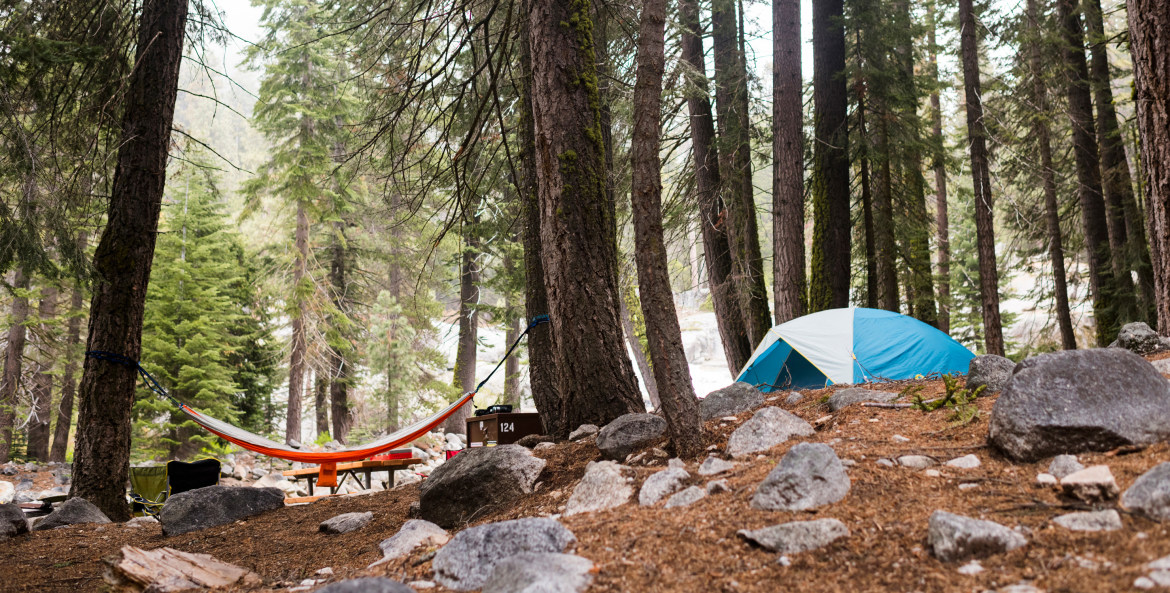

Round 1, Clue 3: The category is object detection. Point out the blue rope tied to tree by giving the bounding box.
[474,315,550,394]
[85,350,184,409]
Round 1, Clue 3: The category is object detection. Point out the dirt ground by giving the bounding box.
[3,372,1170,593]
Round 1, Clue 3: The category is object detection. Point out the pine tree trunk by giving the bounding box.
[1086,0,1155,320]
[519,0,564,438]
[26,285,58,461]
[679,0,752,375]
[1057,0,1122,345]
[528,0,644,432]
[315,370,329,439]
[958,0,1004,355]
[772,0,805,325]
[853,40,878,309]
[445,226,480,434]
[0,267,30,462]
[712,0,771,343]
[874,112,899,311]
[1128,0,1170,334]
[928,3,951,333]
[619,283,659,409]
[1027,0,1077,350]
[70,0,187,521]
[809,0,851,311]
[631,0,703,456]
[328,224,350,443]
[503,314,520,407]
[51,261,85,463]
[286,202,308,445]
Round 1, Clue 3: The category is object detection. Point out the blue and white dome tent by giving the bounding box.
[736,307,976,391]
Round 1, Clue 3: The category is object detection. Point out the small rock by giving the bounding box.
[664,485,706,508]
[1117,322,1165,355]
[409,581,436,590]
[778,555,791,567]
[1035,473,1058,487]
[432,517,576,590]
[481,552,593,593]
[925,469,941,478]
[1051,510,1122,532]
[124,516,158,528]
[373,519,449,566]
[966,354,1016,393]
[706,480,731,494]
[1048,454,1084,479]
[1,503,29,539]
[927,510,1027,562]
[319,511,373,534]
[892,435,911,443]
[876,459,895,468]
[160,486,284,536]
[752,443,850,511]
[535,442,556,452]
[996,583,1044,593]
[638,467,689,506]
[957,560,984,575]
[515,434,553,448]
[316,567,334,576]
[946,454,981,469]
[667,458,686,470]
[566,461,632,515]
[1060,465,1119,502]
[898,455,936,470]
[1135,576,1157,589]
[827,388,899,411]
[737,518,849,554]
[697,456,735,476]
[958,483,979,491]
[0,481,13,505]
[220,464,234,477]
[313,578,415,593]
[726,407,815,458]
[1152,359,1170,375]
[596,414,667,461]
[1121,462,1170,520]
[785,392,803,405]
[568,425,598,441]
[721,416,738,422]
[32,497,111,531]
[700,383,765,420]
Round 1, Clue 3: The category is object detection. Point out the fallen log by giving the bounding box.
[104,545,261,592]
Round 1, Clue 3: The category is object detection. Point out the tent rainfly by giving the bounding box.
[736,308,976,391]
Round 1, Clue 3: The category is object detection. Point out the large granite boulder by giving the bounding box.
[751,443,850,511]
[1116,322,1168,355]
[372,519,449,566]
[596,414,666,461]
[700,383,765,420]
[565,461,632,515]
[989,349,1170,461]
[0,502,28,538]
[965,354,1016,393]
[481,552,594,593]
[726,407,814,458]
[159,486,284,536]
[418,444,544,528]
[827,388,898,411]
[31,497,111,531]
[432,517,577,591]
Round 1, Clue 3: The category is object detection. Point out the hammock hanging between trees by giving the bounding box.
[87,315,548,488]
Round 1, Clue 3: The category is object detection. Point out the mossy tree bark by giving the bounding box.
[0,267,30,462]
[528,0,644,432]
[69,0,188,521]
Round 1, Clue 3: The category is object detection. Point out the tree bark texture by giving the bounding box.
[315,370,329,439]
[958,0,1004,355]
[1085,0,1155,320]
[928,3,951,333]
[528,0,645,432]
[328,224,351,443]
[1128,0,1170,333]
[0,267,30,462]
[504,314,520,407]
[874,112,899,312]
[51,266,85,463]
[1027,0,1077,350]
[679,0,752,375]
[619,283,659,409]
[712,0,771,344]
[26,285,58,461]
[772,0,805,325]
[286,202,308,445]
[445,220,480,434]
[518,0,564,438]
[809,0,851,311]
[631,0,703,456]
[1058,0,1120,345]
[70,0,188,521]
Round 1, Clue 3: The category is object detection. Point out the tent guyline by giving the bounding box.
[85,314,550,487]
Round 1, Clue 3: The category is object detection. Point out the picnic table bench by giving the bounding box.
[282,458,423,497]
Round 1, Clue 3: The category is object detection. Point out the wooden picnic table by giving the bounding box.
[282,458,422,497]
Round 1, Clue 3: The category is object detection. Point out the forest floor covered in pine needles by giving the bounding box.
[4,364,1170,593]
